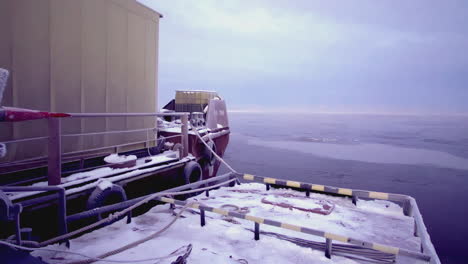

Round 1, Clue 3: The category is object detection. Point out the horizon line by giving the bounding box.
[227,108,468,117]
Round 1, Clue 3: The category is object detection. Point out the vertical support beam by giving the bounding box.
[403,199,413,216]
[325,238,332,259]
[306,190,310,197]
[181,114,189,157]
[414,219,418,237]
[254,222,260,240]
[14,206,22,245]
[48,118,62,186]
[56,188,68,246]
[127,211,132,224]
[200,209,206,226]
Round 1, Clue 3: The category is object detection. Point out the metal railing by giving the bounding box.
[236,173,440,264]
[1,112,191,186]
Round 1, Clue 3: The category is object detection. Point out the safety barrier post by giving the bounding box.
[403,199,413,216]
[325,238,332,258]
[127,212,132,224]
[200,209,206,226]
[254,222,260,240]
[181,114,189,157]
[48,118,62,186]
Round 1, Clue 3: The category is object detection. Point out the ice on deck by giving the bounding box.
[33,183,421,264]
[103,154,137,164]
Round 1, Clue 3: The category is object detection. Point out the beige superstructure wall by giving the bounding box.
[0,0,160,160]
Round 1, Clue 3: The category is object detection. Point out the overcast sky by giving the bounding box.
[139,0,468,114]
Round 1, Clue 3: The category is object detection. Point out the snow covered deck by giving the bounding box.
[33,183,429,264]
[6,151,186,201]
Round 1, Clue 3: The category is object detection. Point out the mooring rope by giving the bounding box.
[0,177,235,263]
[66,203,193,264]
[0,240,192,263]
[193,128,238,174]
[39,177,237,247]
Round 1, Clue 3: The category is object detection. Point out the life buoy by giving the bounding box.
[87,183,127,221]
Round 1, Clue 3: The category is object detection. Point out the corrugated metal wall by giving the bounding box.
[0,0,160,160]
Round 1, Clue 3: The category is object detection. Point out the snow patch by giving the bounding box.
[104,154,137,164]
[97,179,113,191]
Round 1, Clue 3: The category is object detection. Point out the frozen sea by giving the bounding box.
[220,112,468,264]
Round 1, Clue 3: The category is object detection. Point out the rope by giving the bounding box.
[39,177,237,246]
[0,240,190,263]
[66,203,193,264]
[193,128,237,174]
[169,244,192,264]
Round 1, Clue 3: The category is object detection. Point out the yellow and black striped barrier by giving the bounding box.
[157,196,431,262]
[241,173,409,203]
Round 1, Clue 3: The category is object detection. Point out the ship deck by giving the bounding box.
[33,182,429,264]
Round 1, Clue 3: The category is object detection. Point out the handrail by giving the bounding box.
[1,111,191,187]
[237,173,440,264]
[62,127,157,138]
[67,112,189,118]
[1,136,49,145]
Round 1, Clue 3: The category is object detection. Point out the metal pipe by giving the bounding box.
[325,238,333,258]
[66,173,235,222]
[14,205,22,245]
[254,222,260,240]
[68,112,189,118]
[181,115,189,157]
[48,118,62,186]
[409,197,440,264]
[200,209,205,226]
[1,136,49,145]
[240,173,409,203]
[62,127,157,138]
